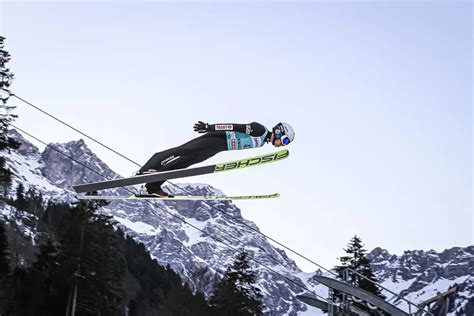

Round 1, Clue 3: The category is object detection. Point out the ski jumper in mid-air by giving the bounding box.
[137,121,295,197]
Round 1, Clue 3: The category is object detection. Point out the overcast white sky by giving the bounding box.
[1,1,471,271]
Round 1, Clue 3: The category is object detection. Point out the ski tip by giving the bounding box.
[214,149,289,173]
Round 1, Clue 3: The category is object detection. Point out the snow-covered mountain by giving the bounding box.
[1,129,472,315]
[368,247,474,315]
[3,129,320,315]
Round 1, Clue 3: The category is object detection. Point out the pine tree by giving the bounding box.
[0,160,12,198]
[157,282,214,315]
[58,200,125,315]
[3,197,215,314]
[10,239,64,315]
[0,221,9,276]
[211,251,263,315]
[0,221,9,312]
[25,187,44,215]
[14,183,28,210]
[8,200,123,314]
[0,221,13,314]
[30,240,61,311]
[335,235,385,299]
[0,36,19,197]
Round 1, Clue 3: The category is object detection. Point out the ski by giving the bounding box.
[77,193,280,201]
[73,149,289,193]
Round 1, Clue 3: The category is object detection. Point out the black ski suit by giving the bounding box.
[139,122,270,193]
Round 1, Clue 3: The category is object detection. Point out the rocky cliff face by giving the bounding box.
[368,247,473,314]
[2,128,472,315]
[3,129,315,315]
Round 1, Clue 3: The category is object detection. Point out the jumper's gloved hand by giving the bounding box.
[193,121,209,133]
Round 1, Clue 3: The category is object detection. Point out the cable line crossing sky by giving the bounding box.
[2,1,471,270]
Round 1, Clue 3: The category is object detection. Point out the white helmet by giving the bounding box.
[272,122,295,145]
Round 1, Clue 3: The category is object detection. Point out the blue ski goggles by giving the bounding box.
[280,135,291,145]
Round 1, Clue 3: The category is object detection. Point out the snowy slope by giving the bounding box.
[3,129,320,314]
[369,247,473,314]
[1,128,472,315]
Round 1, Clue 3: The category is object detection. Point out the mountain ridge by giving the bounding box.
[1,128,472,315]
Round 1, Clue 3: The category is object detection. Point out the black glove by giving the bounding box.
[193,121,209,133]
